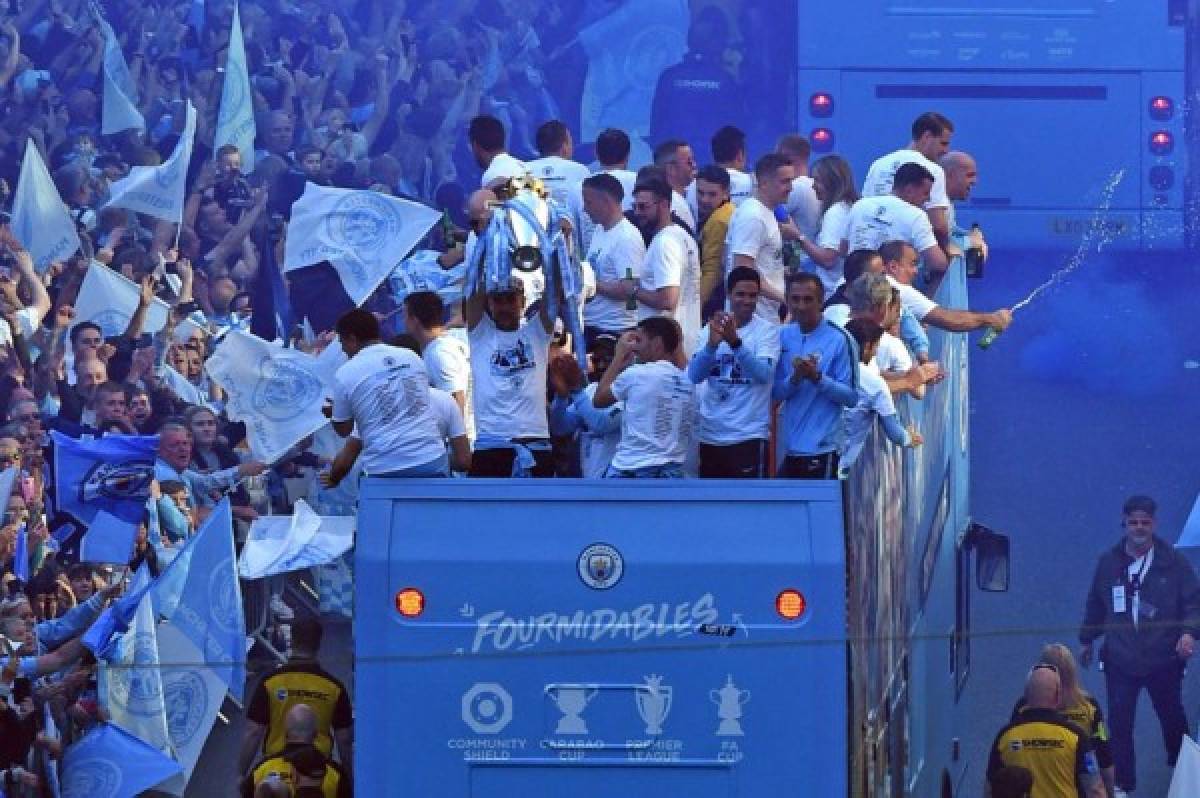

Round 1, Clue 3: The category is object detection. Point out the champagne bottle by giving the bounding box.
[965,222,984,278]
[978,326,1001,349]
[625,267,637,311]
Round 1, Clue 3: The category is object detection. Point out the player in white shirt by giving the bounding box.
[839,318,922,477]
[843,273,942,398]
[880,240,1012,335]
[329,309,448,477]
[794,155,858,300]
[777,133,821,240]
[861,111,955,251]
[568,128,637,254]
[725,153,802,323]
[464,249,558,477]
[686,267,781,477]
[403,291,474,440]
[580,173,645,340]
[594,317,695,478]
[625,177,701,356]
[469,114,526,187]
[686,125,756,219]
[523,120,590,211]
[653,139,698,234]
[846,162,949,274]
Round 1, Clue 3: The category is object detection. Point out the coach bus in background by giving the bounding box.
[355,254,1010,797]
[797,0,1192,251]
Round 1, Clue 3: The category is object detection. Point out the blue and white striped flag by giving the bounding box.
[9,139,81,273]
[214,2,255,174]
[60,722,181,798]
[106,102,196,224]
[91,3,145,134]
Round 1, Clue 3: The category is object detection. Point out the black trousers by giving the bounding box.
[467,446,556,478]
[777,452,839,479]
[1105,658,1189,790]
[698,440,767,478]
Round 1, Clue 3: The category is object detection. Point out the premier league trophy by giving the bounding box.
[636,675,673,735]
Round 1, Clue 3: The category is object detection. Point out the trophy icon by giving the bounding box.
[710,675,751,736]
[636,675,673,735]
[552,686,598,734]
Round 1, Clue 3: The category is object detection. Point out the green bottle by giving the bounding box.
[625,267,637,311]
[978,327,1002,349]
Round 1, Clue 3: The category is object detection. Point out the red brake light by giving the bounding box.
[776,589,807,620]
[396,587,425,617]
[810,128,835,153]
[809,92,834,118]
[1149,96,1174,120]
[1150,131,1174,155]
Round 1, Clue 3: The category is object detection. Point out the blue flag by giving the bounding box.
[79,510,140,565]
[60,722,181,798]
[52,432,157,525]
[82,564,155,659]
[13,523,29,583]
[150,500,246,700]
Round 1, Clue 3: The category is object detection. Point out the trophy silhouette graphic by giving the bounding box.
[552,686,598,734]
[636,675,673,735]
[710,675,751,736]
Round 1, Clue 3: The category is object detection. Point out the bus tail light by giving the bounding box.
[396,587,425,617]
[810,128,835,153]
[809,92,835,118]
[1150,131,1174,155]
[776,589,807,620]
[1149,96,1174,120]
[1150,165,1174,191]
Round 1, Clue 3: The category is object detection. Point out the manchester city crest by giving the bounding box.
[327,191,402,252]
[208,560,241,634]
[577,543,624,590]
[164,670,209,746]
[80,460,155,505]
[62,757,123,797]
[251,357,324,422]
[108,632,164,717]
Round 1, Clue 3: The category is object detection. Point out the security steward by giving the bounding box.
[1078,494,1200,796]
[242,704,351,798]
[240,617,354,778]
[986,665,1106,798]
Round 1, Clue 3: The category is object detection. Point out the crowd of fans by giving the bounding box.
[0,0,1014,794]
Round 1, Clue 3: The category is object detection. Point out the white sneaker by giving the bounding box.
[270,595,295,622]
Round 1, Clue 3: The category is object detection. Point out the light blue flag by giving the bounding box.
[91,3,144,134]
[390,249,466,307]
[80,510,140,565]
[149,500,246,701]
[10,139,81,274]
[51,432,157,526]
[238,499,354,579]
[105,102,196,224]
[82,564,154,659]
[60,722,181,798]
[13,523,29,583]
[214,2,255,174]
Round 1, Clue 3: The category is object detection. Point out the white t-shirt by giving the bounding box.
[569,167,636,254]
[691,315,781,444]
[610,360,695,470]
[886,275,938,322]
[468,314,553,440]
[687,168,756,217]
[842,360,898,460]
[862,148,950,210]
[429,386,467,441]
[638,224,701,355]
[725,197,785,323]
[846,195,939,254]
[480,152,526,187]
[524,155,590,210]
[0,307,42,347]
[671,191,696,233]
[874,331,914,375]
[584,217,646,332]
[823,303,850,328]
[578,382,621,479]
[814,200,852,300]
[423,333,474,440]
[330,344,445,474]
[786,175,822,239]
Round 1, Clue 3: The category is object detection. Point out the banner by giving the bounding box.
[72,262,202,341]
[9,139,81,273]
[214,2,255,174]
[106,102,196,223]
[60,723,181,798]
[92,3,145,134]
[238,499,354,579]
[51,431,157,525]
[205,330,330,464]
[284,182,440,306]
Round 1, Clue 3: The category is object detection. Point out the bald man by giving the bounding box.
[243,704,351,798]
[940,151,985,264]
[986,666,1105,798]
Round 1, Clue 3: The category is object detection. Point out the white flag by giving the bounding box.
[153,623,225,796]
[284,182,440,306]
[238,499,354,579]
[74,262,171,337]
[106,102,197,224]
[213,2,255,174]
[99,576,171,754]
[10,139,81,273]
[205,330,331,464]
[93,3,145,134]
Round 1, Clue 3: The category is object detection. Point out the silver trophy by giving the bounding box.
[710,675,751,736]
[636,675,673,735]
[552,686,597,735]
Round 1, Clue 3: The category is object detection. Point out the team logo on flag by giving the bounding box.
[328,191,403,252]
[91,309,132,338]
[577,543,623,590]
[209,560,241,634]
[164,670,210,746]
[252,357,324,422]
[109,632,164,717]
[80,460,155,504]
[62,757,122,796]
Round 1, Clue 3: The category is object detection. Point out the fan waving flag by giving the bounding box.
[106,102,197,224]
[51,432,157,525]
[60,722,181,798]
[91,2,145,134]
[239,499,354,579]
[9,139,81,273]
[284,182,441,306]
[214,2,255,173]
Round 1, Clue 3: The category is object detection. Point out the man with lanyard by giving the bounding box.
[985,665,1105,798]
[1079,495,1200,797]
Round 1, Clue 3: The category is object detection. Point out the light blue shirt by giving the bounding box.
[772,321,858,456]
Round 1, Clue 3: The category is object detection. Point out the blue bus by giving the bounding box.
[355,259,1009,796]
[797,0,1190,250]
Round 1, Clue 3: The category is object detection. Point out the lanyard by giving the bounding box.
[1129,552,1151,594]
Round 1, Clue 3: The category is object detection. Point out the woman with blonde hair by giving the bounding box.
[1012,642,1116,796]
